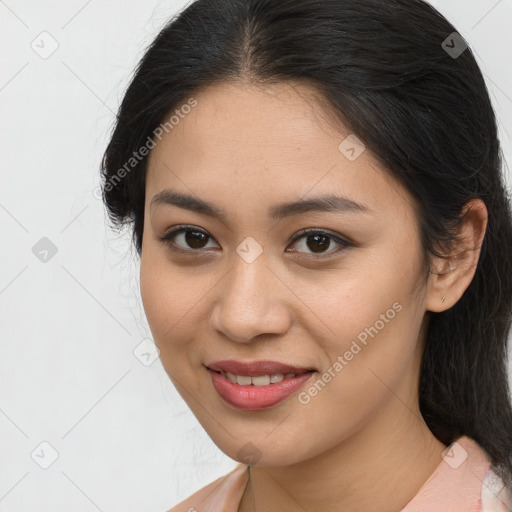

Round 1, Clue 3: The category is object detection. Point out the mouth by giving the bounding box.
[205,359,316,379]
[205,367,315,386]
[204,360,317,410]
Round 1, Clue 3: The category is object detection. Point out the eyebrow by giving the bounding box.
[150,189,373,222]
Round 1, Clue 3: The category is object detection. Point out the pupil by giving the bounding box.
[186,230,207,249]
[307,234,329,253]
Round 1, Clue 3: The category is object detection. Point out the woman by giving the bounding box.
[100,0,512,510]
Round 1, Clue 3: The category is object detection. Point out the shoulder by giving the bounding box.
[165,464,249,512]
[401,436,511,511]
[479,466,512,512]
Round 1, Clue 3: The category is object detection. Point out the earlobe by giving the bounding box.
[425,198,488,313]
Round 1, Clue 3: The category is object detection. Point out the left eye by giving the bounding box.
[158,225,353,257]
[288,228,353,257]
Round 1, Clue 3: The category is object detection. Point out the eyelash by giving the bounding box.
[157,224,354,259]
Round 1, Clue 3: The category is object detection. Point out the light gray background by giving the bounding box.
[1,0,511,511]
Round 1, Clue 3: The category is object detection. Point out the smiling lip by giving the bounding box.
[205,360,315,376]
[205,360,316,411]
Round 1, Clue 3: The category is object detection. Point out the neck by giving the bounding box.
[238,401,447,512]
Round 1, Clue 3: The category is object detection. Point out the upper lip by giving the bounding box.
[205,360,316,377]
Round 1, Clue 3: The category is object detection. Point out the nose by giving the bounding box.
[209,251,292,344]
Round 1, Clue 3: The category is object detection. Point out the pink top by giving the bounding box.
[167,436,512,512]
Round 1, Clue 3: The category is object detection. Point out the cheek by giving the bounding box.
[139,257,197,390]
[315,283,424,422]
[311,249,425,391]
[139,247,215,356]
[139,248,185,345]
[140,255,165,331]
[294,302,420,440]
[310,263,409,352]
[319,298,413,392]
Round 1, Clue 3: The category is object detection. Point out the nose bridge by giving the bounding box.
[210,243,290,343]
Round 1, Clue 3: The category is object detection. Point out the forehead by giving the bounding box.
[149,81,341,166]
[145,80,414,218]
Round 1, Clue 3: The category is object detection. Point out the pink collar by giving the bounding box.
[168,435,495,512]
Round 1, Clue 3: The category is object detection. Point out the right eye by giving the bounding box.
[158,225,219,254]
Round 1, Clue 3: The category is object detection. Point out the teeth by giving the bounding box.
[251,375,270,386]
[222,371,298,386]
[270,373,284,384]
[236,375,252,386]
[226,372,238,384]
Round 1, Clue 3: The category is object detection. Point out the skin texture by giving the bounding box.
[140,81,487,512]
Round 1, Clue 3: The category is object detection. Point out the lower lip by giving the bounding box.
[207,368,315,410]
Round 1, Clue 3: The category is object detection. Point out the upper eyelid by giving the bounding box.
[290,227,351,242]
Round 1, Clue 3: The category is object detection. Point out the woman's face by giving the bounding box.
[140,81,433,466]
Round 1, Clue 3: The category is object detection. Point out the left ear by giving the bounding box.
[425,198,488,313]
